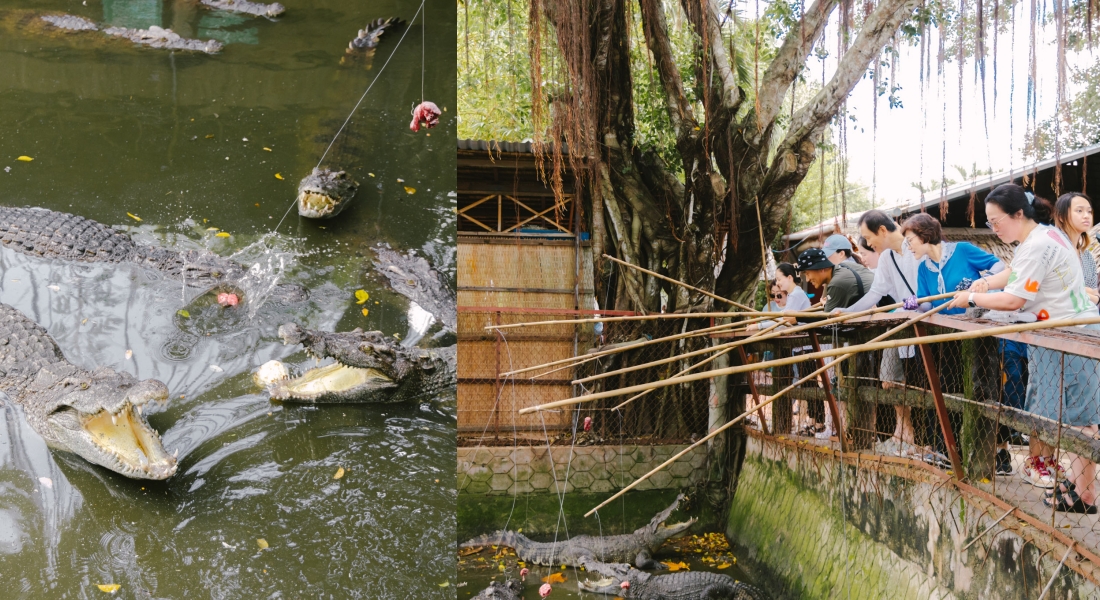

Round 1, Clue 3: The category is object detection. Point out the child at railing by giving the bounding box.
[951,183,1100,513]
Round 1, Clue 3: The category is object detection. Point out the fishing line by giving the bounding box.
[274,0,427,233]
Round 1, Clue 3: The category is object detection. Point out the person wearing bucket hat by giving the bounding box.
[796,246,875,313]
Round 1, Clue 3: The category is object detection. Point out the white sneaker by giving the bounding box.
[815,428,835,440]
[1021,456,1055,488]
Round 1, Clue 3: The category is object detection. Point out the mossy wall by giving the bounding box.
[728,436,1099,599]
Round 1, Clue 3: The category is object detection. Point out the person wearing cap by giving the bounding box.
[822,234,866,267]
[796,247,876,313]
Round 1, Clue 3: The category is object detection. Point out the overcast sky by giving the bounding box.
[799,5,1094,211]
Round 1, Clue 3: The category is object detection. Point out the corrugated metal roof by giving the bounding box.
[458,139,573,155]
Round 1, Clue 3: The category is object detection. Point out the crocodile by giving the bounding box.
[261,247,455,403]
[472,579,523,600]
[267,324,455,403]
[460,494,695,568]
[578,559,768,600]
[0,206,307,304]
[345,17,404,54]
[35,12,223,53]
[0,303,177,480]
[200,0,285,18]
[296,168,359,219]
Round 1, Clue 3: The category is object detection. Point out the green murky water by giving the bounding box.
[0,0,456,597]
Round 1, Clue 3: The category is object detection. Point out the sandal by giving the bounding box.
[1043,488,1098,514]
[1044,480,1076,499]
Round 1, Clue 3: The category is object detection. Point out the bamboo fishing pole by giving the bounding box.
[487,310,824,331]
[572,292,958,386]
[612,321,785,411]
[602,254,757,311]
[502,313,781,378]
[522,313,1100,415]
[583,302,954,517]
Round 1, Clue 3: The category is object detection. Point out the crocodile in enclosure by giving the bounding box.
[472,579,523,600]
[262,247,455,403]
[345,17,404,55]
[578,559,769,600]
[32,12,223,53]
[200,0,285,18]
[0,206,307,304]
[0,303,177,480]
[459,494,695,568]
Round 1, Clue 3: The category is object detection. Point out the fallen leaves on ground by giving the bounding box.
[541,572,567,584]
[96,584,120,593]
[334,467,345,479]
[662,561,689,572]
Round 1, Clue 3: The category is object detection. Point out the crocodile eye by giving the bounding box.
[80,382,89,390]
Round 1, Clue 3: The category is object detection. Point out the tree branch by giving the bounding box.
[754,0,839,132]
[638,0,696,138]
[780,0,919,151]
[680,0,741,116]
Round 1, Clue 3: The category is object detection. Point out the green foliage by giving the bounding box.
[457,0,536,141]
[787,140,873,233]
[1026,63,1100,160]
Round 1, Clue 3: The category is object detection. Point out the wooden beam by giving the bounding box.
[914,324,965,478]
[810,331,848,453]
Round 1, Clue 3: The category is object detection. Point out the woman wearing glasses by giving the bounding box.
[747,263,811,331]
[950,183,1100,512]
[901,213,1005,315]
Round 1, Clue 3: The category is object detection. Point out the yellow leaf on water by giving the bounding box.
[404,186,416,194]
[274,173,284,180]
[716,562,731,569]
[438,582,450,587]
[355,290,369,304]
[178,309,191,319]
[498,563,505,572]
[263,147,272,151]
[215,232,230,238]
[361,308,369,316]
[368,172,375,177]
[96,584,121,593]
[542,572,567,584]
[257,538,269,549]
[205,134,214,139]
[334,467,345,479]
[17,155,33,162]
[662,561,689,572]
[127,212,142,222]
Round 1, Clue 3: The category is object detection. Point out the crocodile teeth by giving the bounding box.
[173,448,179,458]
[136,404,143,416]
[111,413,118,426]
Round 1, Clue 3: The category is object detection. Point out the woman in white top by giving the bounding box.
[747,263,811,331]
[950,183,1100,513]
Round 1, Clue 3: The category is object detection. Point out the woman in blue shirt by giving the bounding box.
[901,213,1004,315]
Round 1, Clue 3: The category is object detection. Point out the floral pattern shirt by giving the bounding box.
[1005,225,1100,321]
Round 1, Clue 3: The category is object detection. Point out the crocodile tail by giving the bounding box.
[459,530,517,549]
[350,17,404,49]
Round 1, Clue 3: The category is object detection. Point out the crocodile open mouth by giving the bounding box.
[268,362,395,403]
[578,577,618,592]
[67,402,177,479]
[296,190,341,218]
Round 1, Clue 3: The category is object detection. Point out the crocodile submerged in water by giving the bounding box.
[0,303,177,480]
[200,0,285,18]
[35,12,223,53]
[472,579,523,600]
[578,559,768,600]
[259,247,455,403]
[0,206,307,304]
[460,494,695,568]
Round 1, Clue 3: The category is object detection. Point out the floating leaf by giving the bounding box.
[215,232,231,238]
[361,308,369,316]
[125,349,133,360]
[498,563,506,572]
[661,561,689,572]
[96,584,121,593]
[263,147,272,152]
[17,155,33,162]
[368,172,375,177]
[127,212,142,222]
[205,134,214,139]
[404,186,416,195]
[177,309,191,319]
[438,581,450,587]
[355,290,369,304]
[334,467,345,479]
[274,173,284,180]
[397,178,404,182]
[257,538,269,549]
[541,572,567,584]
[716,562,731,569]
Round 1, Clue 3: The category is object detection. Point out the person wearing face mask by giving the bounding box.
[949,183,1100,512]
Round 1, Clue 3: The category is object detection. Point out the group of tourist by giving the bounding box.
[766,183,1100,514]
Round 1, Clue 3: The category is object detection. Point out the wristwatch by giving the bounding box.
[967,293,977,308]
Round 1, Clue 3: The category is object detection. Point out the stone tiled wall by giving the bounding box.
[457,445,707,496]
